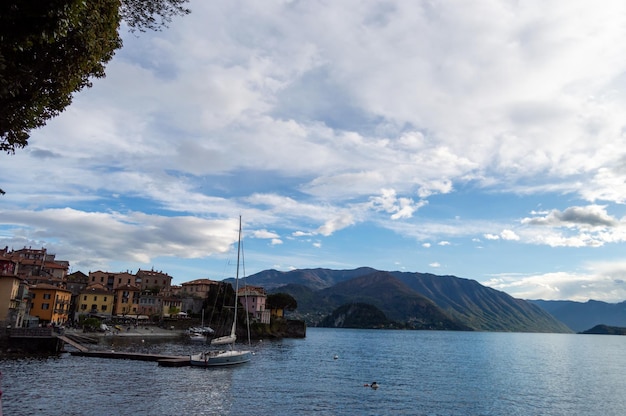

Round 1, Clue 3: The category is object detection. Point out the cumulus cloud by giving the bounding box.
[369,188,426,220]
[316,214,355,236]
[482,261,626,303]
[500,229,520,241]
[522,205,618,229]
[251,229,281,239]
[0,208,238,271]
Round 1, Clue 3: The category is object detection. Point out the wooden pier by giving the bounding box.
[69,350,190,366]
[57,335,90,352]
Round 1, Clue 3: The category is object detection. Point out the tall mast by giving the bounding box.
[231,216,242,339]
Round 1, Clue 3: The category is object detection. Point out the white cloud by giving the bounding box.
[252,229,280,239]
[500,229,520,241]
[482,260,626,302]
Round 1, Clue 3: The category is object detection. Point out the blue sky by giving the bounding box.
[3,1,626,302]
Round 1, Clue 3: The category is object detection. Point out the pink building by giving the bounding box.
[238,286,270,324]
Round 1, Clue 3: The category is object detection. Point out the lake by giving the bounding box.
[2,328,626,415]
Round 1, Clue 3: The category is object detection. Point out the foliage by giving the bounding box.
[80,316,101,332]
[0,0,189,158]
[120,0,190,33]
[266,293,298,311]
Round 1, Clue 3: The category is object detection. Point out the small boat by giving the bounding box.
[188,310,214,342]
[188,332,209,343]
[190,216,252,367]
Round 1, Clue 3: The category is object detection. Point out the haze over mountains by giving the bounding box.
[530,300,626,333]
[232,267,573,333]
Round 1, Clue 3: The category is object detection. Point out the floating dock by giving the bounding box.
[69,350,190,366]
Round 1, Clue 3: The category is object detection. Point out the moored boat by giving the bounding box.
[190,216,252,367]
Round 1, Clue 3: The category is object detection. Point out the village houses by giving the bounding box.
[0,247,270,329]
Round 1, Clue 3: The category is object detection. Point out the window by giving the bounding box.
[43,293,51,299]
[80,304,86,310]
[94,296,97,301]
[42,303,50,310]
[104,297,107,301]
[83,295,87,301]
[102,305,107,311]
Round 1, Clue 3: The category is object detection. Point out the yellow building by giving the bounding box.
[113,284,141,317]
[29,283,72,325]
[77,284,114,318]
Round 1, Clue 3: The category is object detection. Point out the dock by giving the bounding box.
[69,350,190,366]
[57,335,90,352]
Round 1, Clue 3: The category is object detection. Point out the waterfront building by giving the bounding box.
[76,284,114,319]
[1,246,68,284]
[29,283,72,325]
[238,285,270,324]
[0,259,30,328]
[136,268,172,292]
[113,283,141,317]
[180,278,219,299]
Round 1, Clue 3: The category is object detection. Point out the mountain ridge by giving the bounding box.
[233,267,572,333]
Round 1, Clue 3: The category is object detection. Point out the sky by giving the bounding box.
[3,0,626,302]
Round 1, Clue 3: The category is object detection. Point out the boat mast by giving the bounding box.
[231,215,242,341]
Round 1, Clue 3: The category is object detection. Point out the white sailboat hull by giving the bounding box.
[189,350,252,367]
[210,334,236,345]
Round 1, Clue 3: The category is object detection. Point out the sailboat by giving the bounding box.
[188,309,214,343]
[189,216,252,367]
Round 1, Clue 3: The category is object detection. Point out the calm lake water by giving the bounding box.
[2,328,626,415]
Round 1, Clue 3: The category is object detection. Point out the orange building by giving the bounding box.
[29,283,72,325]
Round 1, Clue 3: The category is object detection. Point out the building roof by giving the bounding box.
[30,283,72,293]
[181,278,218,286]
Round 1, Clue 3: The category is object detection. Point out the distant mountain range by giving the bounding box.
[233,267,572,333]
[529,300,626,332]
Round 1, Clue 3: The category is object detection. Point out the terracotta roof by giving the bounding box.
[30,283,71,293]
[181,279,218,285]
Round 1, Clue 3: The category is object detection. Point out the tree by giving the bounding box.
[0,0,190,155]
[266,293,298,312]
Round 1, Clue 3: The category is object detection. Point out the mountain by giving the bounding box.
[530,300,626,332]
[315,271,471,330]
[387,271,570,332]
[318,302,394,329]
[258,267,570,333]
[580,324,626,335]
[233,267,378,291]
